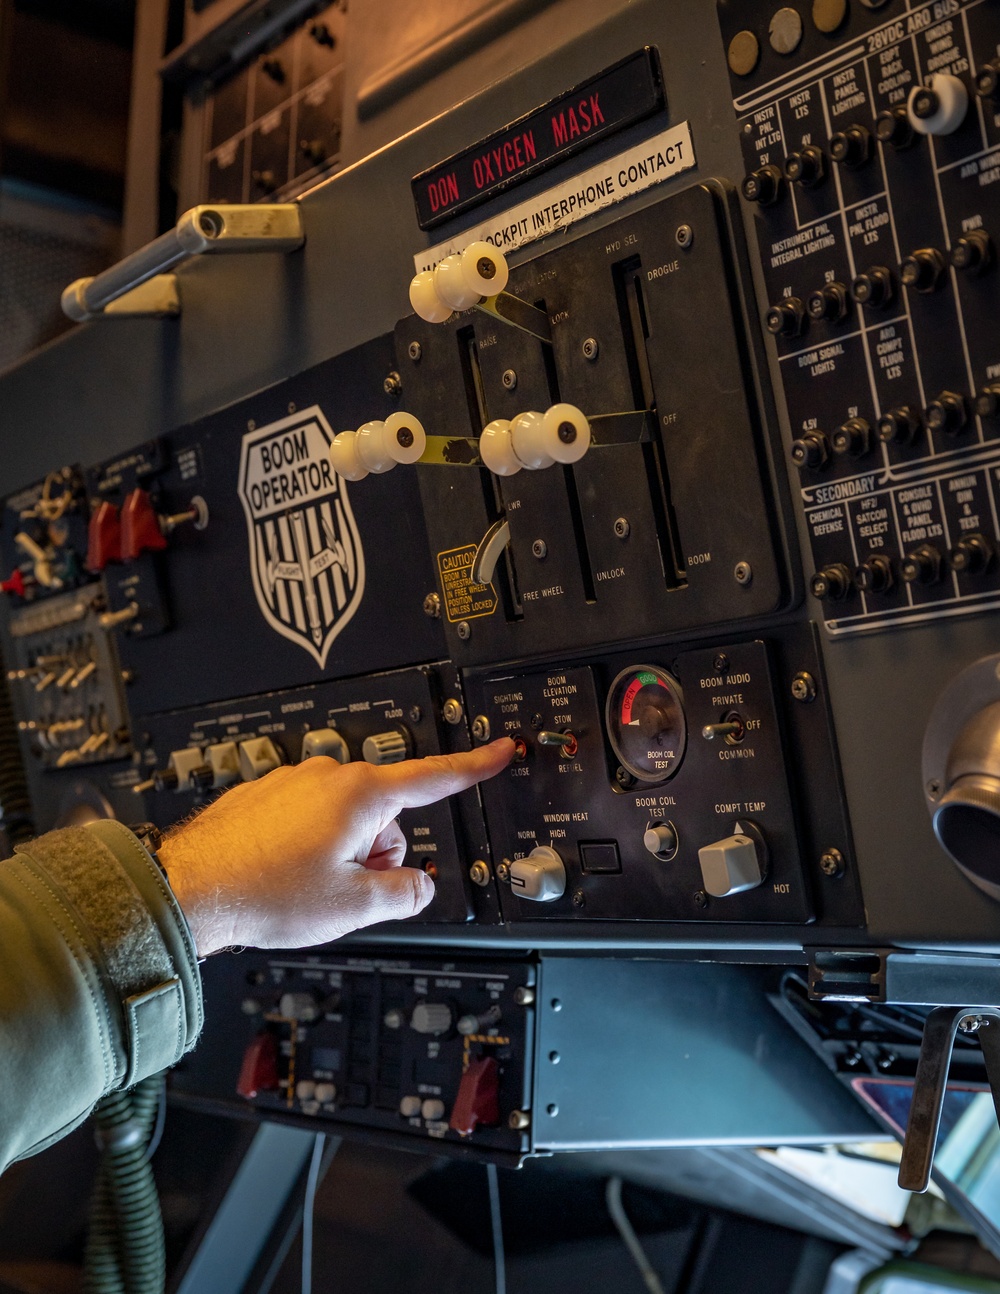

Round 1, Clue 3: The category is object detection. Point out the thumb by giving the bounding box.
[343,863,434,931]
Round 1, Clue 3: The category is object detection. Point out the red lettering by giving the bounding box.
[473,158,486,189]
[523,129,536,163]
[429,183,440,213]
[445,173,459,204]
[579,99,591,132]
[503,140,515,173]
[552,111,568,147]
[589,93,604,126]
[491,147,503,179]
[567,106,580,139]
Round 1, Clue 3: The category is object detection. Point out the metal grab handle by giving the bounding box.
[61,204,304,322]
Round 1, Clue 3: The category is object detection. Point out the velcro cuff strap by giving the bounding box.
[122,977,184,1089]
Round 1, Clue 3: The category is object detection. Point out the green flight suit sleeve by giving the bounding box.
[0,819,203,1172]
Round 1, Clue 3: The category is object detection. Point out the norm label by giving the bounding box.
[412,48,665,229]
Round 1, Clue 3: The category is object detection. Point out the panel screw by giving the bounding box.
[456,620,471,640]
[571,889,586,909]
[247,419,256,431]
[469,860,490,887]
[615,765,636,789]
[550,998,562,1011]
[502,368,518,390]
[513,986,535,1006]
[530,712,544,729]
[844,1050,863,1069]
[121,669,135,685]
[423,592,441,618]
[287,401,297,414]
[549,1050,560,1063]
[582,337,599,361]
[819,848,845,878]
[532,539,547,559]
[442,697,464,725]
[408,705,423,723]
[734,561,753,585]
[693,890,709,908]
[383,371,402,398]
[791,671,817,703]
[547,1103,559,1116]
[508,1109,531,1130]
[877,1049,897,1071]
[407,341,422,361]
[496,860,511,883]
[676,224,694,248]
[471,714,491,742]
[959,1014,987,1034]
[713,653,729,672]
[614,517,630,539]
[926,779,942,801]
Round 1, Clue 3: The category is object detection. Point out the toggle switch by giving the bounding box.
[907,74,969,136]
[301,728,351,763]
[421,1098,447,1122]
[85,501,121,572]
[190,741,240,790]
[155,746,204,793]
[362,729,409,765]
[279,991,321,1022]
[399,1095,422,1118]
[698,821,767,897]
[237,1032,280,1099]
[120,489,168,561]
[411,1002,453,1035]
[480,404,591,476]
[409,242,510,322]
[450,1056,500,1136]
[329,413,427,480]
[509,845,566,902]
[239,736,282,780]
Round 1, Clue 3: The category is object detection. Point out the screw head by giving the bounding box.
[693,890,709,908]
[713,653,729,672]
[530,712,544,729]
[791,671,817,703]
[502,368,518,390]
[477,256,496,281]
[547,1103,559,1116]
[395,424,414,449]
[959,1014,987,1034]
[614,517,630,539]
[819,848,845,878]
[615,765,636,789]
[558,421,577,444]
[407,341,422,361]
[423,592,441,618]
[508,1109,531,1130]
[383,371,401,398]
[582,337,599,361]
[442,697,464,725]
[496,860,511,883]
[456,620,471,640]
[926,779,942,801]
[471,714,491,742]
[676,224,694,248]
[571,889,586,909]
[513,986,535,1006]
[734,561,753,586]
[532,539,548,559]
[549,1050,560,1063]
[469,860,491,888]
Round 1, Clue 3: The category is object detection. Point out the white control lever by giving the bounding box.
[479,404,591,477]
[409,244,551,343]
[329,412,427,481]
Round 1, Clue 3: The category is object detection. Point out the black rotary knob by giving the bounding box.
[784,146,826,188]
[852,266,895,309]
[829,124,873,168]
[874,107,915,150]
[951,229,992,275]
[831,417,872,458]
[949,533,994,575]
[900,247,947,293]
[855,554,895,594]
[877,405,921,446]
[790,430,830,470]
[810,564,853,601]
[807,281,850,323]
[975,384,1000,420]
[189,763,214,791]
[152,767,178,793]
[926,391,968,436]
[901,544,943,585]
[910,85,940,121]
[741,164,784,206]
[765,297,807,337]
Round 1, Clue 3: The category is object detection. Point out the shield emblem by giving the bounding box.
[238,406,365,668]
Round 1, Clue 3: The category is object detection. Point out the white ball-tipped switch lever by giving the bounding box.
[329,413,427,481]
[479,404,591,476]
[409,242,509,322]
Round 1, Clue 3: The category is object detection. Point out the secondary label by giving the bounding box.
[436,544,497,623]
[413,121,696,273]
[411,48,664,229]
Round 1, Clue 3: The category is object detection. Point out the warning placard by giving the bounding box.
[437,545,498,623]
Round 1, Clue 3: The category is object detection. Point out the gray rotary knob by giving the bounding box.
[410,1002,453,1035]
[362,730,408,766]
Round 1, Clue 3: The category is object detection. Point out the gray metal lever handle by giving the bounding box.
[61,204,304,322]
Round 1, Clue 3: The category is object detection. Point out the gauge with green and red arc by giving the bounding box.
[605,664,686,784]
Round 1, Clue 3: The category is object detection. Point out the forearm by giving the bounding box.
[0,820,202,1173]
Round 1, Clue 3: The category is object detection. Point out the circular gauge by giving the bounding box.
[605,665,686,784]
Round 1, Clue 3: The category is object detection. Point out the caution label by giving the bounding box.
[437,545,497,623]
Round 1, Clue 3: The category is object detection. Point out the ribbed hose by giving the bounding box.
[84,1074,166,1294]
[0,648,34,847]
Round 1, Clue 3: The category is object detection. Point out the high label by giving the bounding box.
[238,406,365,668]
[411,48,665,230]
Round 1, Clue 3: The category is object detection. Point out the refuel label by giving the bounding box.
[411,48,665,229]
[436,544,497,623]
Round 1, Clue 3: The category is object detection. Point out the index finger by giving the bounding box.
[371,738,514,811]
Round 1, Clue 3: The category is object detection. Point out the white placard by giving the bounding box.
[413,121,696,273]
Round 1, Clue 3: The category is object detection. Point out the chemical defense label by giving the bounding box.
[436,545,497,623]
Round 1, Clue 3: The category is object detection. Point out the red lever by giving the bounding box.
[0,570,25,598]
[85,501,121,572]
[449,1055,500,1136]
[120,489,167,561]
[236,1032,280,1099]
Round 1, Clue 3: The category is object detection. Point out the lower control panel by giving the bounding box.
[170,952,535,1159]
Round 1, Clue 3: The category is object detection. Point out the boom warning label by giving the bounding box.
[436,545,498,623]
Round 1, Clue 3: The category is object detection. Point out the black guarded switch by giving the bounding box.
[765,297,807,337]
[951,229,992,275]
[831,417,872,457]
[900,247,947,293]
[975,59,1000,102]
[901,544,944,585]
[875,106,915,150]
[926,391,968,436]
[790,430,830,470]
[829,124,873,168]
[851,265,895,309]
[740,164,784,206]
[949,533,995,575]
[976,384,1000,420]
[807,281,850,323]
[855,554,895,594]
[877,405,922,446]
[809,563,853,601]
[784,146,827,188]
